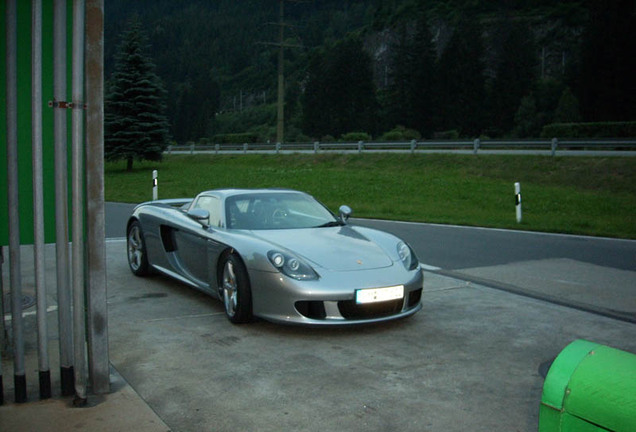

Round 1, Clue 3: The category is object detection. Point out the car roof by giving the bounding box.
[196,188,306,200]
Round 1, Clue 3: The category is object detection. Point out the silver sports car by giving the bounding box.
[126,188,423,325]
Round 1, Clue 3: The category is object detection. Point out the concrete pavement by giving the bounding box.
[1,238,635,431]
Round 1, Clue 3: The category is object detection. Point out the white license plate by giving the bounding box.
[356,285,404,304]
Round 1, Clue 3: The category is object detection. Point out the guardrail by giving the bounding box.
[165,138,636,156]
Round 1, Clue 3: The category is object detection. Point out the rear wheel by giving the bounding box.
[220,254,253,324]
[127,221,150,276]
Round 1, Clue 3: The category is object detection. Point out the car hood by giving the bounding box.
[251,226,394,271]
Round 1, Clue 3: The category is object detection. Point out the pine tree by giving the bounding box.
[105,18,170,171]
[386,12,437,137]
[513,94,539,138]
[302,37,377,138]
[576,0,636,121]
[554,87,581,123]
[436,17,487,137]
[491,20,537,136]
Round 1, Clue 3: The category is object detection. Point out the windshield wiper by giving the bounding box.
[314,221,344,228]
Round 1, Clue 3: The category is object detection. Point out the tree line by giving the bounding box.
[104,0,636,168]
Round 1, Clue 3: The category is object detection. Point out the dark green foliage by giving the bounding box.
[213,133,260,144]
[105,18,170,171]
[554,87,581,123]
[436,16,487,137]
[576,0,636,122]
[104,1,631,141]
[302,37,378,139]
[541,122,636,139]
[340,132,372,142]
[386,10,437,137]
[513,94,540,138]
[490,20,537,135]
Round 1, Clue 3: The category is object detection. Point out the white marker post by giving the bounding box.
[514,182,522,223]
[152,170,158,200]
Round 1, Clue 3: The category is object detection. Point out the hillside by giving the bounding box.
[104,0,635,143]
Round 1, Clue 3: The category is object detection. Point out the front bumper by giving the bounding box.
[248,265,424,326]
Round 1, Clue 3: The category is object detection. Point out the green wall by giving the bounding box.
[1,0,72,246]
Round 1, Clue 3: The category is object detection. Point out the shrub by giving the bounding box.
[433,130,460,140]
[213,133,259,144]
[340,132,372,142]
[380,126,421,141]
[541,122,636,138]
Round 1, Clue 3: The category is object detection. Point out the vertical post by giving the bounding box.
[473,138,480,155]
[410,139,416,154]
[85,0,110,395]
[551,138,558,157]
[32,0,52,400]
[54,0,75,397]
[314,141,319,154]
[71,0,87,406]
[358,141,363,154]
[152,170,158,200]
[0,248,5,405]
[6,0,27,404]
[276,0,284,144]
[515,182,522,223]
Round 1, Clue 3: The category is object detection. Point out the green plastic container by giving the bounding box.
[540,339,636,432]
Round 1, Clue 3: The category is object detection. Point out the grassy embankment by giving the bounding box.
[105,154,636,239]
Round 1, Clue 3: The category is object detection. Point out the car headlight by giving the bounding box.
[268,251,318,280]
[397,241,419,271]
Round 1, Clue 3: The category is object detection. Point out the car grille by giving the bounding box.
[338,298,404,319]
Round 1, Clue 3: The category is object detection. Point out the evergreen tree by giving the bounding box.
[409,14,437,137]
[302,37,377,138]
[105,18,170,171]
[490,20,537,136]
[436,17,487,137]
[513,94,539,138]
[576,0,636,121]
[387,12,437,137]
[554,87,581,123]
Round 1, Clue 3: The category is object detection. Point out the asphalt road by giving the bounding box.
[107,202,636,272]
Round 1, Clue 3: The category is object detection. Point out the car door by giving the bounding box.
[172,195,223,287]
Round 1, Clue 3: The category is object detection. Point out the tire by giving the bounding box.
[220,254,253,324]
[127,220,150,276]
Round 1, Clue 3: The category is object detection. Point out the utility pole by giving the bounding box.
[260,0,304,144]
[276,0,284,144]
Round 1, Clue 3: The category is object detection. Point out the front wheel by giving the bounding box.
[220,254,253,324]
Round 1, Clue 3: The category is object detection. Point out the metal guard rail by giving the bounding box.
[165,139,636,156]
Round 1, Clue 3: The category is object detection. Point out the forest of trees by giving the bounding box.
[104,0,636,144]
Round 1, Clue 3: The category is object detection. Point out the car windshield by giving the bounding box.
[226,192,338,230]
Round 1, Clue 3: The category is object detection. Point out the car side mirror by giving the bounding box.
[188,208,210,227]
[339,205,352,222]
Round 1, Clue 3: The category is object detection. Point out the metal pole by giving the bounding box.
[85,0,110,395]
[53,0,75,397]
[5,0,27,404]
[32,0,52,400]
[1,247,5,405]
[276,0,284,144]
[71,0,87,406]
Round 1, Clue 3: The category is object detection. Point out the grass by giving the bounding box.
[105,154,636,239]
